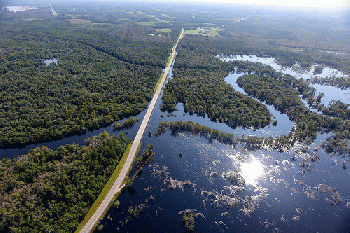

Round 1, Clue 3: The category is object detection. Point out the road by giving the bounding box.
[80,29,184,233]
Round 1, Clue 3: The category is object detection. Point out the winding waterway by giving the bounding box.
[220,55,350,106]
[93,57,350,232]
[2,54,350,232]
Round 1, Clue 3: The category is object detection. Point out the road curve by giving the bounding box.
[80,29,184,233]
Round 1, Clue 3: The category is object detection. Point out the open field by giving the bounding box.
[68,18,91,24]
[156,28,172,33]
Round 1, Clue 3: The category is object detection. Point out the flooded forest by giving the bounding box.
[0,1,350,232]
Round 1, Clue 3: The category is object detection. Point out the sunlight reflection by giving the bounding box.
[240,157,265,187]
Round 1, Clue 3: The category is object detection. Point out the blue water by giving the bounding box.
[219,55,350,108]
[0,110,147,160]
[1,56,349,232]
[95,63,350,232]
[97,116,350,232]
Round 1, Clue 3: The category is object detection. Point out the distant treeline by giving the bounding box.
[179,34,350,75]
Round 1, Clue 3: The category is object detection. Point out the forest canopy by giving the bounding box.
[0,132,129,232]
[0,15,180,147]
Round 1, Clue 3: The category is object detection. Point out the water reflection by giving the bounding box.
[44,58,58,65]
[220,55,350,109]
[95,54,350,232]
[219,55,348,80]
[240,156,265,187]
[225,72,295,136]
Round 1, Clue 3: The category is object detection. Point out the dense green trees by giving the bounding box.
[319,101,350,119]
[311,76,350,89]
[0,18,179,147]
[235,63,350,153]
[162,33,350,154]
[177,32,350,75]
[0,132,129,232]
[161,52,272,129]
[157,121,239,145]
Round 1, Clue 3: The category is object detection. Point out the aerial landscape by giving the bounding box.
[0,0,350,232]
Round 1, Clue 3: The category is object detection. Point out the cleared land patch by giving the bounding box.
[156,28,172,33]
[68,19,92,24]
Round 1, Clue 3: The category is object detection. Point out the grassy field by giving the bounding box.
[155,28,172,33]
[75,142,133,233]
[208,27,225,36]
[68,19,92,24]
[136,21,155,26]
[185,27,224,36]
[184,30,201,34]
[154,72,165,94]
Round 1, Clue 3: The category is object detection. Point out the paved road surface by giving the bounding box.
[80,29,184,233]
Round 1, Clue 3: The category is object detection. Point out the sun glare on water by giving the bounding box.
[240,157,265,187]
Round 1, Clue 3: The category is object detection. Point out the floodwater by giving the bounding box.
[44,58,58,65]
[1,55,349,232]
[0,111,146,160]
[95,60,350,232]
[219,55,350,107]
[225,71,294,137]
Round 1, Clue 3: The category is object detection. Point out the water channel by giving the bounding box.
[220,55,350,106]
[94,58,350,232]
[2,55,350,232]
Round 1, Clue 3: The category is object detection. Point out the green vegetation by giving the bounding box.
[235,63,350,153]
[183,213,195,231]
[154,72,166,93]
[161,51,272,129]
[184,27,223,36]
[237,73,324,140]
[160,31,350,154]
[185,30,201,34]
[75,141,132,233]
[114,117,140,130]
[0,14,180,148]
[0,132,129,232]
[319,101,350,120]
[157,121,268,151]
[311,76,350,90]
[157,121,238,145]
[137,21,155,26]
[130,144,155,181]
[156,28,172,33]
